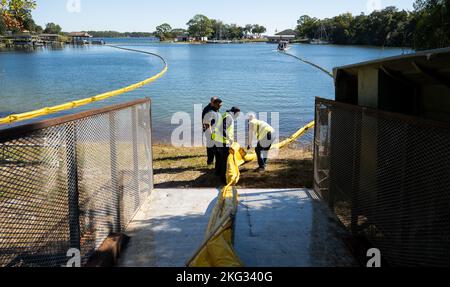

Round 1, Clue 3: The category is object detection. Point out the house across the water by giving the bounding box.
[267,29,297,43]
[9,33,43,47]
[39,34,62,45]
[175,33,193,42]
[69,32,93,45]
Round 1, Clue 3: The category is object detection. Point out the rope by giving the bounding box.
[0,45,168,125]
[280,51,334,78]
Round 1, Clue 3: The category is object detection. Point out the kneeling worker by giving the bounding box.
[212,106,241,184]
[247,113,275,172]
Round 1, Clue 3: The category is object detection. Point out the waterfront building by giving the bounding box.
[267,29,296,43]
[39,34,62,45]
[69,32,93,45]
[175,33,193,42]
[10,33,42,46]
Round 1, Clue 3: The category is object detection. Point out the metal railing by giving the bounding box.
[314,97,450,267]
[0,99,153,267]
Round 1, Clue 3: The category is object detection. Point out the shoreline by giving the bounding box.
[0,36,414,50]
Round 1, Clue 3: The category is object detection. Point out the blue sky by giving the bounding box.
[32,0,415,34]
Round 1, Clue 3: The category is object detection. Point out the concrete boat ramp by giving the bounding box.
[118,188,356,267]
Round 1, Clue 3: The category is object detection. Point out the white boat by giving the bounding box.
[310,39,330,45]
[277,41,290,51]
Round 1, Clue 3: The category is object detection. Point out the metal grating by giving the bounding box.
[0,99,153,267]
[314,97,450,267]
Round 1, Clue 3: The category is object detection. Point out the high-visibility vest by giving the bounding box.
[212,112,234,145]
[250,119,275,141]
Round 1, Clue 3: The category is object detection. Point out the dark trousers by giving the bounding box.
[205,130,215,164]
[214,145,230,184]
[255,132,274,169]
[207,147,215,164]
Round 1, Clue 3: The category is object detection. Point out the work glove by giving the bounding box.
[247,145,251,150]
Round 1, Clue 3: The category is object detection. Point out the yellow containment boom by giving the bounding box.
[187,121,315,267]
[0,46,168,125]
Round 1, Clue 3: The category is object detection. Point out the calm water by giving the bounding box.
[0,38,411,142]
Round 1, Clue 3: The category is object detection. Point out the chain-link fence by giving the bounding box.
[314,97,450,267]
[0,99,153,267]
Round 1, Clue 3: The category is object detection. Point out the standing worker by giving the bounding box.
[212,106,241,183]
[202,97,222,165]
[247,113,275,172]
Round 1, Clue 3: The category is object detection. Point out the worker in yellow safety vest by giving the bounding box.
[247,113,276,172]
[212,106,241,183]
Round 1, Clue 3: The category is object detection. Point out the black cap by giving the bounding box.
[229,107,241,113]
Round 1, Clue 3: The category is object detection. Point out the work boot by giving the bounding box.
[255,167,266,173]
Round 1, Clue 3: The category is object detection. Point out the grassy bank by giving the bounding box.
[153,144,313,189]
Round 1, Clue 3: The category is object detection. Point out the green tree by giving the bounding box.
[413,0,450,50]
[385,9,413,47]
[296,15,319,39]
[155,23,172,40]
[187,14,213,39]
[211,19,226,40]
[171,28,186,38]
[1,0,36,32]
[350,13,371,45]
[251,24,266,37]
[0,10,6,34]
[328,13,353,44]
[87,31,153,38]
[244,24,253,36]
[23,17,41,32]
[43,22,62,34]
[296,7,420,48]
[228,24,243,39]
[3,0,35,21]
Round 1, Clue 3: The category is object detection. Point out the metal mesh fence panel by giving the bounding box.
[314,98,450,267]
[0,99,153,267]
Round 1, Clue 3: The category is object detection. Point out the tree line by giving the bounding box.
[86,31,154,38]
[1,0,450,51]
[296,0,450,50]
[155,15,267,41]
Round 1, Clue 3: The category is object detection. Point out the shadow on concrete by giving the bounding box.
[234,188,357,267]
[119,189,219,267]
[154,170,220,189]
